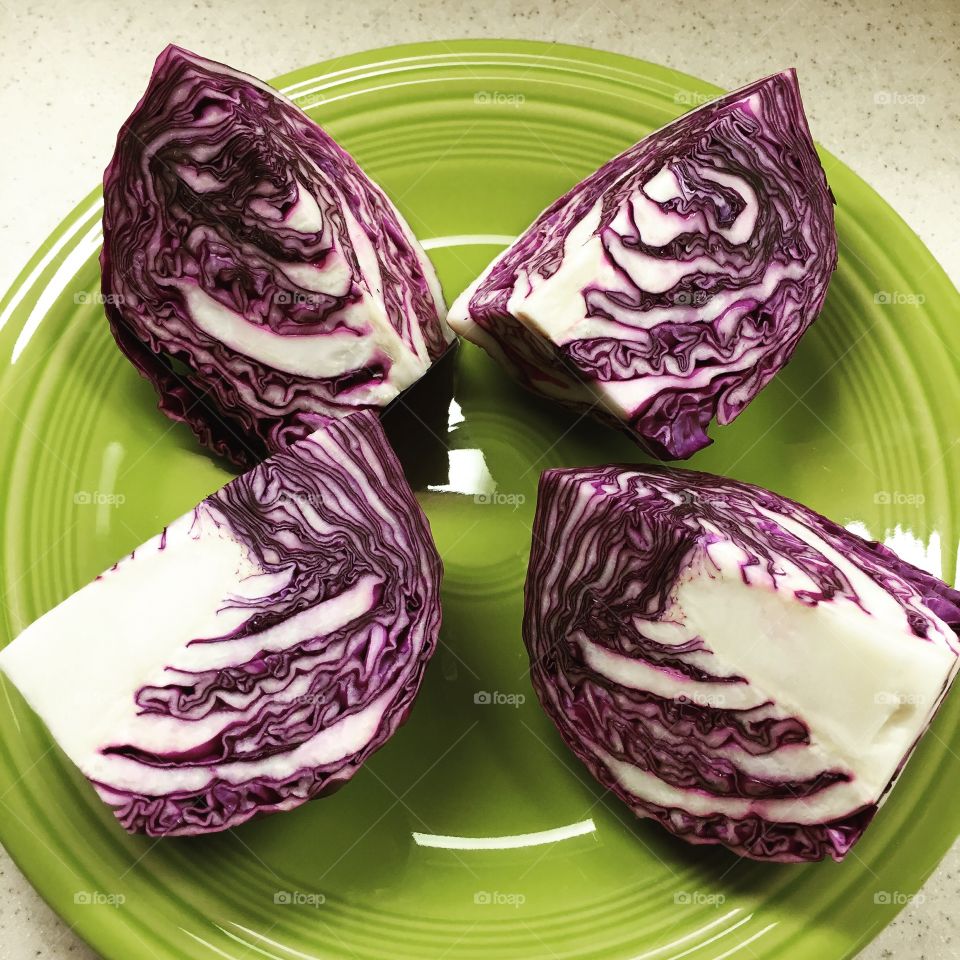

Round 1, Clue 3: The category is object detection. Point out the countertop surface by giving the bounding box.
[1,1,958,957]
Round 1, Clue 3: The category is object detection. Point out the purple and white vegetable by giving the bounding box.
[449,71,837,459]
[524,465,960,861]
[0,411,442,836]
[102,46,453,468]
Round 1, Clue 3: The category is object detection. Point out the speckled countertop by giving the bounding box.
[1,1,958,958]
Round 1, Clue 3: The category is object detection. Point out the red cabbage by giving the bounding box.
[102,46,453,468]
[449,71,837,459]
[0,411,442,836]
[524,465,960,861]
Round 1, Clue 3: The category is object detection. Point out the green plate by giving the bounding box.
[1,39,958,960]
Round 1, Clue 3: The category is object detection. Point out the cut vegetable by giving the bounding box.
[449,71,837,459]
[102,45,453,468]
[524,465,960,861]
[0,411,442,836]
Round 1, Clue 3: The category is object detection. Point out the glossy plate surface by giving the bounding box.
[1,39,959,960]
